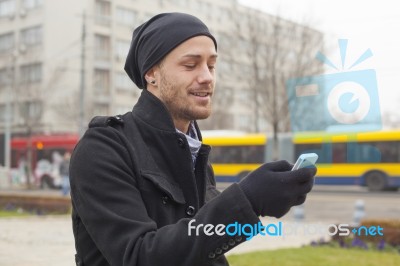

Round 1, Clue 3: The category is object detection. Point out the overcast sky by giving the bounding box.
[239,0,400,117]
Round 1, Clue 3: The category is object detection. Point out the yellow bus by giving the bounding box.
[294,130,400,191]
[203,130,400,191]
[202,132,267,182]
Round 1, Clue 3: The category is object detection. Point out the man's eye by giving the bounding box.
[208,65,215,71]
[184,65,196,69]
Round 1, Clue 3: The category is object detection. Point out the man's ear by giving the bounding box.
[144,67,158,88]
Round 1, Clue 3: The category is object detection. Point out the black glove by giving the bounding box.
[238,160,316,218]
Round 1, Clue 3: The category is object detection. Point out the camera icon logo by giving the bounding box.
[327,80,370,125]
[286,39,382,132]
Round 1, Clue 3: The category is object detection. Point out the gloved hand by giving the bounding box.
[238,160,316,218]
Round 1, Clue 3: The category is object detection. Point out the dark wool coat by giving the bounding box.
[70,90,259,266]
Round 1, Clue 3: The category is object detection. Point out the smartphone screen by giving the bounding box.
[292,153,318,171]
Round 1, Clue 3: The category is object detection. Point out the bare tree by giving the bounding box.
[231,7,324,158]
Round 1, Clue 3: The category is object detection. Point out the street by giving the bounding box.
[216,183,400,223]
[296,185,400,223]
[0,185,399,265]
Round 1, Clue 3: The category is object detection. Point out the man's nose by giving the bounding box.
[197,64,214,84]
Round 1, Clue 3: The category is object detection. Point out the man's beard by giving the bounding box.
[158,72,212,122]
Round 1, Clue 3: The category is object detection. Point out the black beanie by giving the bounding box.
[124,12,217,89]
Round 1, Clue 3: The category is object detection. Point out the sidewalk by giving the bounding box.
[0,215,75,266]
[0,215,325,265]
[0,188,330,264]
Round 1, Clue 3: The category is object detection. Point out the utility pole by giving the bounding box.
[3,53,15,173]
[79,11,86,138]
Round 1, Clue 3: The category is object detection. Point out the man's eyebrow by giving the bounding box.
[180,54,218,59]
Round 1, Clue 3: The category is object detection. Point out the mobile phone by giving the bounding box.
[291,153,318,171]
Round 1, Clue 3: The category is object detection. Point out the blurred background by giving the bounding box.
[0,0,399,265]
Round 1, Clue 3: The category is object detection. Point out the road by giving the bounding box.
[0,185,398,265]
[296,185,400,223]
[216,183,400,222]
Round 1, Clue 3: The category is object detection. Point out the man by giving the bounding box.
[70,13,316,266]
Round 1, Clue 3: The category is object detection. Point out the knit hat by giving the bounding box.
[124,12,217,89]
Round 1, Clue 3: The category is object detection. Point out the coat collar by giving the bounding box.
[132,89,203,140]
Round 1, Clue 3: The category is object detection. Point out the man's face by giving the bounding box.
[148,36,217,129]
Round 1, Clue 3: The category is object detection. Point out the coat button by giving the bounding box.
[185,206,196,216]
[228,239,236,246]
[177,137,185,148]
[222,243,229,250]
[162,196,169,205]
[208,252,216,259]
[215,248,222,255]
[235,236,243,242]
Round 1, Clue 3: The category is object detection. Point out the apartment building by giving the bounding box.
[0,0,323,165]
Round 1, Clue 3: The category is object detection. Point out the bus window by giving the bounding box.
[347,142,382,163]
[375,141,399,163]
[295,143,329,163]
[209,145,264,164]
[295,142,348,164]
[358,141,399,163]
[332,143,346,163]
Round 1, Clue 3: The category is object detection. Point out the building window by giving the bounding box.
[115,7,137,26]
[0,0,15,18]
[0,67,13,87]
[20,25,42,46]
[115,40,130,59]
[0,32,14,53]
[18,100,42,122]
[22,0,42,9]
[20,63,42,84]
[115,72,132,91]
[94,69,110,94]
[95,0,111,26]
[94,34,110,60]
